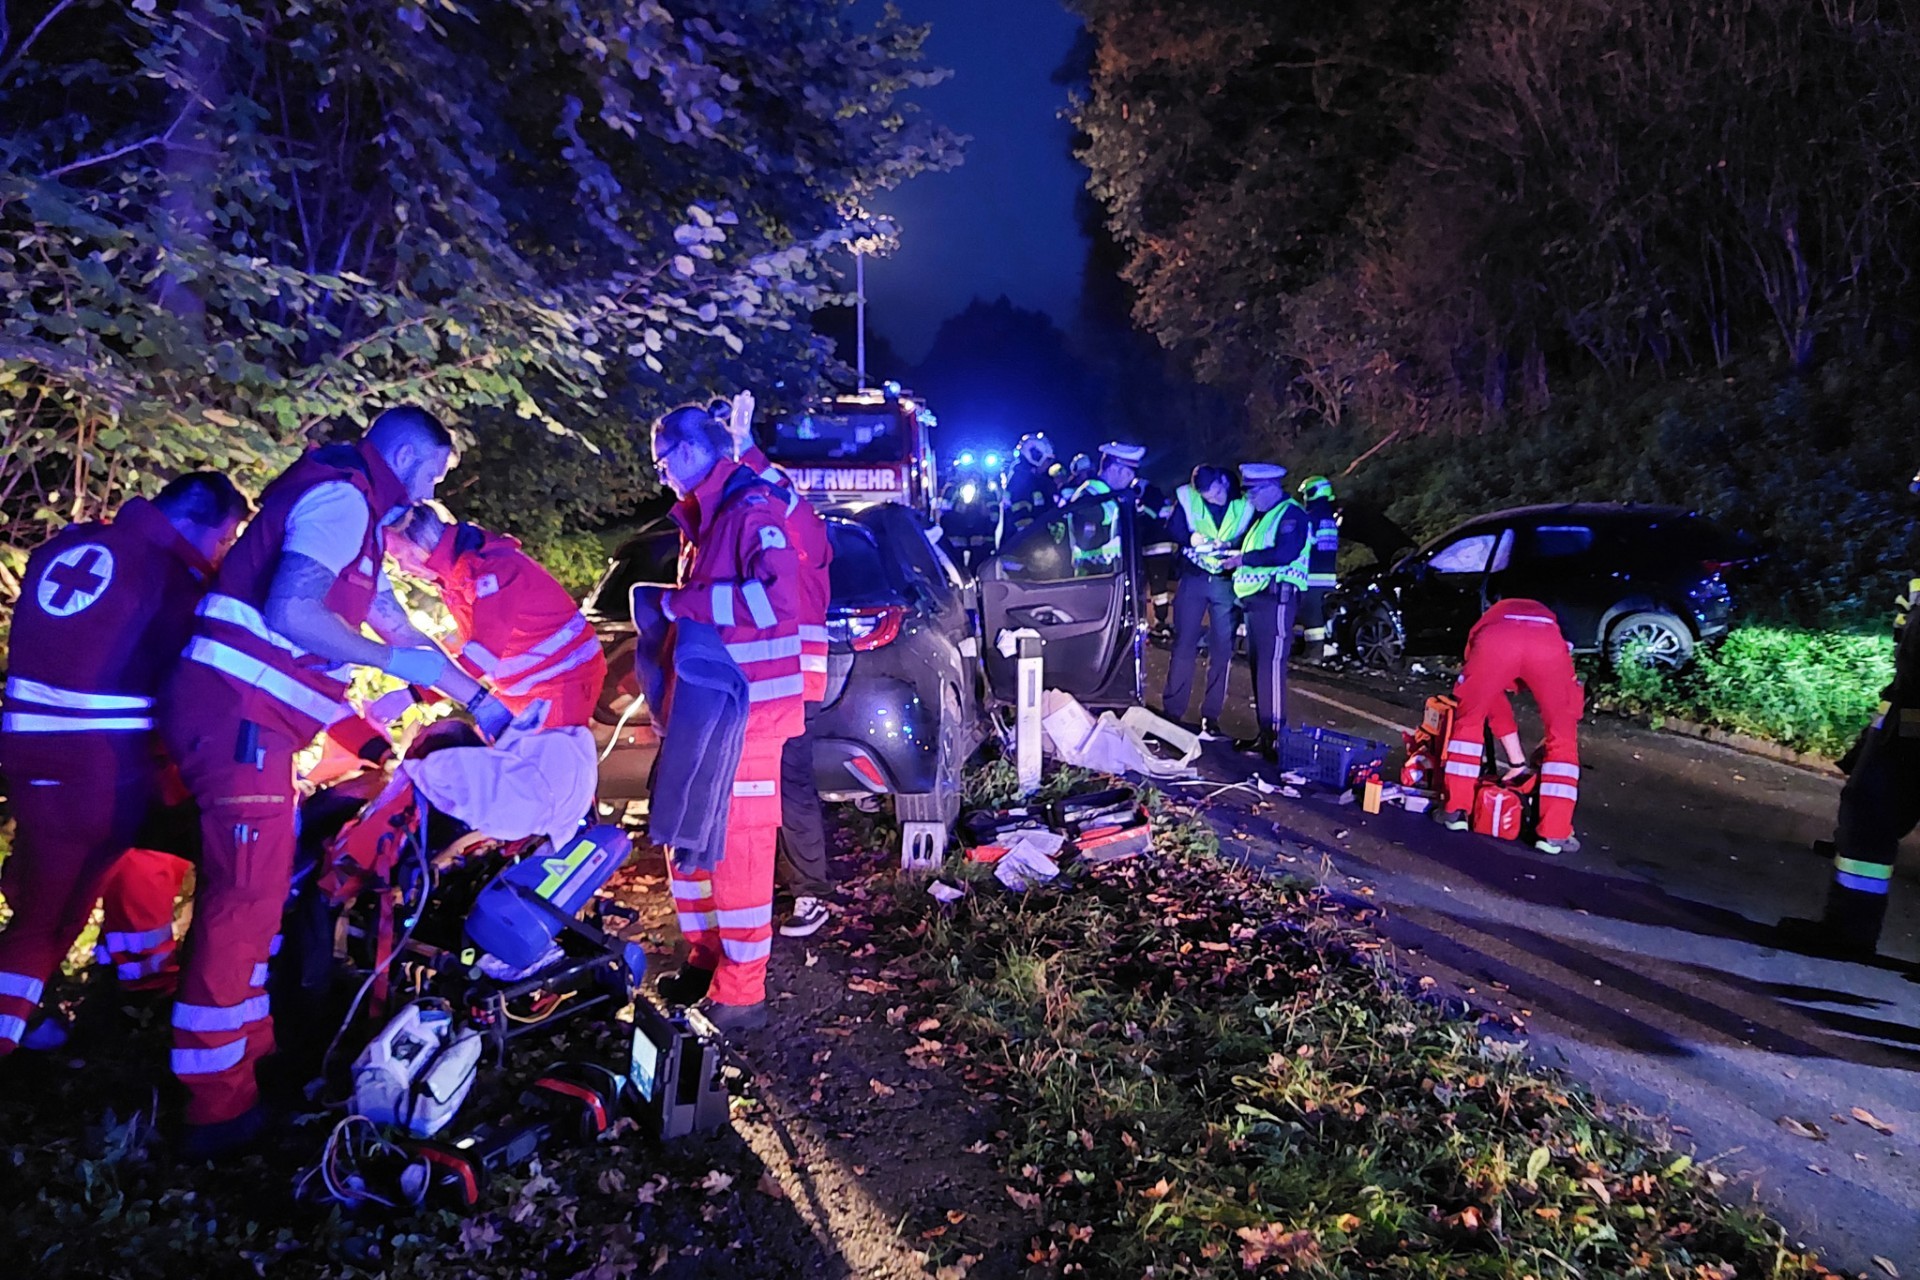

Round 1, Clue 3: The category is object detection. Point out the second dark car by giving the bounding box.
[1328,503,1754,671]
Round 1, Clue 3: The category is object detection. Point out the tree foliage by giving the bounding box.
[0,0,959,604]
[1072,0,1920,430]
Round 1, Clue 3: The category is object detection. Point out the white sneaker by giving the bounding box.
[780,897,831,938]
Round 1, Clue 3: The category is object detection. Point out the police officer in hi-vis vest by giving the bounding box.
[1158,466,1250,738]
[1220,463,1310,760]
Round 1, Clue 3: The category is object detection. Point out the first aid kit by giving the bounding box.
[1471,782,1525,841]
[466,825,631,970]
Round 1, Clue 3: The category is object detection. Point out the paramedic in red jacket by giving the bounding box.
[159,408,507,1156]
[1435,599,1586,854]
[638,403,807,1034]
[718,393,835,939]
[384,504,608,728]
[0,473,249,1056]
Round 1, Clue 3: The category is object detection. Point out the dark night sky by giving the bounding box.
[850,0,1091,363]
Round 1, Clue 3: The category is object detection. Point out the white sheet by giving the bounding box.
[402,722,597,852]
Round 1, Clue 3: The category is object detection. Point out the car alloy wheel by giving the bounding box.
[1607,610,1694,672]
[1348,601,1404,672]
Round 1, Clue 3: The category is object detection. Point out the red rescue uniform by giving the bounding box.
[0,499,215,1053]
[428,524,608,728]
[661,461,807,1007]
[160,442,409,1126]
[740,445,831,699]
[1441,599,1585,841]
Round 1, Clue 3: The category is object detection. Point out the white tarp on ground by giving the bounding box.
[1039,691,1200,780]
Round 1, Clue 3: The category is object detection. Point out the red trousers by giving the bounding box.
[161,664,299,1126]
[95,849,191,990]
[667,741,784,1007]
[0,734,159,1053]
[1442,614,1585,840]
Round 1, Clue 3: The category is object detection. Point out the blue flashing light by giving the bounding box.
[958,451,975,465]
[983,451,1001,468]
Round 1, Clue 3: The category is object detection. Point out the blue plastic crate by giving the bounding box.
[1278,725,1389,789]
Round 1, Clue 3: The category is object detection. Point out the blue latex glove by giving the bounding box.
[385,646,448,687]
[467,690,514,743]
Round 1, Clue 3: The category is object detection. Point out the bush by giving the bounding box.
[1591,625,1892,758]
[519,530,614,600]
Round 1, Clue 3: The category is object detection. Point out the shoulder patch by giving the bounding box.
[35,543,116,617]
[759,524,789,551]
[475,573,501,598]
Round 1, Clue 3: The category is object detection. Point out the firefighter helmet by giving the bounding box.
[1069,453,1094,483]
[1017,433,1055,469]
[1298,475,1335,502]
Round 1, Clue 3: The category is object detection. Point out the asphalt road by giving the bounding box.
[1141,644,1920,1273]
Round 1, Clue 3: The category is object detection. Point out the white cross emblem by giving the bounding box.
[37,543,116,617]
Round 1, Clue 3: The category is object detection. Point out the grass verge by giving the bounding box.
[857,762,1840,1277]
[1590,625,1891,759]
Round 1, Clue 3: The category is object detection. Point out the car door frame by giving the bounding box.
[976,487,1144,710]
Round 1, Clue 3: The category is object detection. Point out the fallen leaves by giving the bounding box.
[1235,1224,1320,1269]
[1778,1116,1828,1141]
[1006,1185,1043,1212]
[1873,1255,1901,1278]
[1852,1107,1897,1135]
[698,1170,733,1196]
[869,1078,897,1097]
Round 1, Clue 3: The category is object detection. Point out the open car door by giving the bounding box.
[977,488,1143,709]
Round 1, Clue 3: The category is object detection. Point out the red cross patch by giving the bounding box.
[37,543,115,617]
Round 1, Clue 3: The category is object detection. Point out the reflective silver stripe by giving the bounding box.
[677,911,718,933]
[492,615,589,680]
[711,584,736,627]
[732,779,776,797]
[3,712,152,733]
[172,1040,247,1076]
[171,994,270,1033]
[497,632,602,697]
[721,937,772,962]
[800,655,828,673]
[671,879,713,902]
[269,933,283,956]
[1540,762,1580,780]
[727,635,804,664]
[117,954,171,981]
[250,963,270,988]
[461,640,501,674]
[1307,575,1338,588]
[1444,761,1481,778]
[0,972,46,1003]
[198,593,303,656]
[1445,740,1484,758]
[103,926,173,953]
[716,904,774,929]
[184,638,347,723]
[740,581,777,628]
[0,1015,25,1045]
[798,625,829,643]
[748,674,806,703]
[3,677,151,712]
[1508,613,1559,626]
[1540,783,1579,801]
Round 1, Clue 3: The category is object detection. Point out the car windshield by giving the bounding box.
[766,410,902,465]
[826,517,906,608]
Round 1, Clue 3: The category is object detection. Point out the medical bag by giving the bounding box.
[1471,782,1525,841]
[466,825,632,971]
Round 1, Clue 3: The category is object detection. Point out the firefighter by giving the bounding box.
[1434,599,1585,854]
[159,407,505,1156]
[1070,442,1145,574]
[1068,452,1095,490]
[1136,477,1178,633]
[0,473,250,1058]
[719,393,835,941]
[1297,475,1340,663]
[939,465,997,574]
[1158,466,1250,738]
[639,403,807,1032]
[1223,463,1309,759]
[1799,464,1920,957]
[384,504,608,729]
[998,433,1059,547]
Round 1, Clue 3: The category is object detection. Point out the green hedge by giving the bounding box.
[1589,625,1893,758]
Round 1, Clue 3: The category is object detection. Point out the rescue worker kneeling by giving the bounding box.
[636,404,808,1034]
[1435,599,1585,854]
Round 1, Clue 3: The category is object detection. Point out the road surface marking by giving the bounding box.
[1295,685,1412,737]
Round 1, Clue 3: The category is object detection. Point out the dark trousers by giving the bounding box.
[775,706,830,896]
[1243,586,1299,734]
[1161,573,1238,724]
[1826,707,1920,951]
[1298,588,1331,661]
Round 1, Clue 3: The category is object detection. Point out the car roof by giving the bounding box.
[1451,502,1700,529]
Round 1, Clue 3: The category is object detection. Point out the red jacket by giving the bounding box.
[2,498,213,742]
[740,445,832,701]
[664,460,806,739]
[429,524,608,727]
[179,442,410,740]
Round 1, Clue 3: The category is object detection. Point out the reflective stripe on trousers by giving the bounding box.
[666,752,784,1007]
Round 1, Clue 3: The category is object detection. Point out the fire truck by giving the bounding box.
[760,384,938,519]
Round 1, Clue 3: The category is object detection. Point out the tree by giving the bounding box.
[0,0,959,612]
[911,297,1097,456]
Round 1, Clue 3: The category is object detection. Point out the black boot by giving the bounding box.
[655,965,715,1007]
[1776,881,1888,960]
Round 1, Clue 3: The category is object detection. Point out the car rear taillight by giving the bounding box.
[829,605,905,651]
[1701,560,1732,575]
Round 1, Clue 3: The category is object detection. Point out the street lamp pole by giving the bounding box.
[855,247,868,390]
